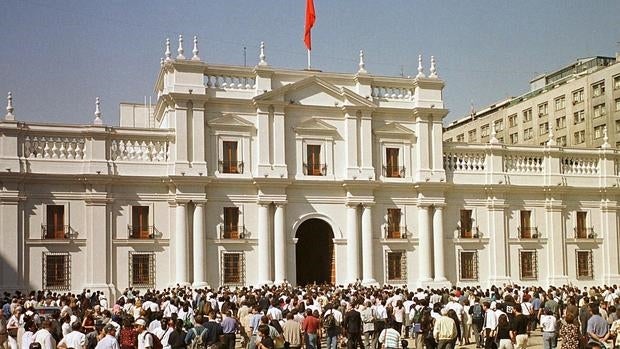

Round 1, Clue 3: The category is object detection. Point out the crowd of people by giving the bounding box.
[1,282,620,349]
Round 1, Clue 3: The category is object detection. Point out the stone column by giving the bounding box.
[346,204,360,282]
[274,203,286,284]
[487,201,511,286]
[601,201,620,284]
[417,205,432,284]
[545,199,568,285]
[175,202,188,285]
[257,202,272,285]
[192,202,207,288]
[432,206,447,282]
[361,204,376,285]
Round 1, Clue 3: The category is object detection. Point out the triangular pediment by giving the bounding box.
[374,122,416,139]
[294,118,339,135]
[208,114,254,129]
[254,76,375,108]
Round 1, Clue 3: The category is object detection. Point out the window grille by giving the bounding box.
[519,250,537,280]
[386,251,406,283]
[129,252,155,288]
[222,251,245,286]
[459,251,478,281]
[43,252,70,290]
[576,250,593,279]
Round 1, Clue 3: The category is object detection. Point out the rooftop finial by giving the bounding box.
[93,97,103,125]
[489,123,499,144]
[602,126,611,149]
[416,55,425,78]
[358,50,367,74]
[177,34,186,60]
[5,92,15,121]
[429,56,438,78]
[191,36,200,61]
[547,128,556,146]
[258,41,268,66]
[164,38,172,62]
[160,57,164,66]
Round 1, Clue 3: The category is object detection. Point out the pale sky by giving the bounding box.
[1,1,619,125]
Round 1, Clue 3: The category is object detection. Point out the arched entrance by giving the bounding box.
[295,219,335,285]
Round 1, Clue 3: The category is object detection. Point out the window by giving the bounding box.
[468,129,477,142]
[221,141,241,174]
[576,250,593,279]
[573,110,585,124]
[539,122,549,136]
[43,253,70,290]
[386,251,406,282]
[519,210,537,238]
[222,252,245,285]
[223,207,240,239]
[456,134,464,142]
[523,127,533,140]
[459,251,478,281]
[572,89,584,104]
[130,252,155,288]
[494,119,504,132]
[305,144,325,176]
[554,96,565,111]
[130,206,150,238]
[386,208,402,239]
[615,75,620,90]
[385,148,403,178]
[460,210,474,238]
[480,124,489,137]
[44,205,65,239]
[508,114,518,128]
[523,109,533,122]
[519,250,537,280]
[616,120,620,133]
[538,102,548,117]
[509,132,518,144]
[593,103,606,118]
[556,136,567,147]
[616,98,620,112]
[576,211,591,239]
[592,81,605,97]
[574,130,586,144]
[556,116,566,130]
[594,125,605,139]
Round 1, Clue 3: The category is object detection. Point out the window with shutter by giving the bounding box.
[306,145,323,175]
[576,211,587,238]
[520,210,534,238]
[385,148,401,177]
[222,141,239,173]
[46,205,65,239]
[387,209,401,238]
[131,206,150,238]
[460,210,473,238]
[223,207,240,239]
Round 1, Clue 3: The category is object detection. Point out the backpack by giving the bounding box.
[324,313,336,329]
[412,307,424,324]
[188,327,206,349]
[472,304,484,321]
[147,332,164,349]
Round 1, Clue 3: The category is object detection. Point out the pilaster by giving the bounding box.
[601,199,620,284]
[346,203,361,283]
[361,203,377,285]
[545,198,568,285]
[486,198,511,286]
[417,204,433,285]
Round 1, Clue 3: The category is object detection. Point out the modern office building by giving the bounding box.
[444,56,620,148]
[1,37,619,298]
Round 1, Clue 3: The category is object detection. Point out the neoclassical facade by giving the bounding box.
[1,37,619,297]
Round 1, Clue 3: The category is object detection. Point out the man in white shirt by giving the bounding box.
[482,302,497,349]
[95,325,120,349]
[32,321,56,349]
[57,322,87,349]
[136,318,154,349]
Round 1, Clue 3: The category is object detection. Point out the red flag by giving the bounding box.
[304,0,316,50]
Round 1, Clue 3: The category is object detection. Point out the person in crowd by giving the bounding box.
[220,310,238,349]
[539,308,557,349]
[495,314,514,349]
[343,304,362,349]
[57,322,86,349]
[119,317,137,349]
[301,309,319,349]
[377,320,400,349]
[511,304,528,349]
[360,301,375,349]
[587,303,610,348]
[433,308,456,349]
[482,302,496,349]
[282,312,302,349]
[167,319,186,349]
[95,325,120,349]
[32,321,56,349]
[256,325,274,349]
[559,312,581,349]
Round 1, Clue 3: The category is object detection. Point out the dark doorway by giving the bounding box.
[295,219,334,286]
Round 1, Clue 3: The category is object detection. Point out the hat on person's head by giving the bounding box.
[103,324,116,333]
[134,318,147,326]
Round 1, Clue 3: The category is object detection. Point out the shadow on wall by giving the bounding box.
[0,252,34,293]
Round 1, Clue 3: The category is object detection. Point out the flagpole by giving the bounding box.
[307,49,311,69]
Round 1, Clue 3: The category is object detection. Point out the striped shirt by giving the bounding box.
[378,328,400,349]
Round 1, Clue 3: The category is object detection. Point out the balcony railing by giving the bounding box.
[127,225,162,239]
[218,161,244,174]
[303,163,327,176]
[41,225,78,239]
[383,225,408,239]
[383,165,405,178]
[218,223,248,239]
[574,227,596,239]
[459,227,480,239]
[518,227,539,239]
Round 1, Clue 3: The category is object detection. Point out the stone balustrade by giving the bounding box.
[110,139,169,162]
[443,152,486,172]
[23,136,85,160]
[371,85,414,100]
[205,74,256,90]
[504,153,544,173]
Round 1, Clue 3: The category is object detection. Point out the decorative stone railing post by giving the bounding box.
[486,143,504,185]
[544,145,562,187]
[84,127,108,174]
[598,146,616,187]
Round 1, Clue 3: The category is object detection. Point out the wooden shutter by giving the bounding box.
[46,205,65,239]
[460,210,472,238]
[223,141,238,173]
[224,207,239,238]
[576,211,587,238]
[307,145,321,175]
[386,148,399,177]
[132,206,149,238]
[520,210,531,238]
[387,209,401,238]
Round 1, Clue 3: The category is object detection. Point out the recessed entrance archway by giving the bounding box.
[295,218,335,285]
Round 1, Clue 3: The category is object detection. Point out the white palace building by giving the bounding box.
[1,36,619,297]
